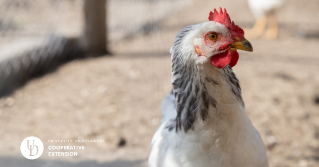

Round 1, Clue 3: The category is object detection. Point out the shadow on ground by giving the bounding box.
[0,157,144,167]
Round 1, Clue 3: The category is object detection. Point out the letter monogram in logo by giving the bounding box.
[27,140,38,156]
[21,136,44,160]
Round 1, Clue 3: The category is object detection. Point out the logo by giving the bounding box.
[20,136,44,160]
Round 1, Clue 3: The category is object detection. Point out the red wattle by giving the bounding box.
[210,48,232,68]
[229,50,239,67]
[210,48,240,68]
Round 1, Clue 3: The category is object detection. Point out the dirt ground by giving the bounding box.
[1,0,319,167]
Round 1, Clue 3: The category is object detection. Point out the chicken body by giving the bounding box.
[149,74,268,167]
[248,0,284,19]
[148,9,269,167]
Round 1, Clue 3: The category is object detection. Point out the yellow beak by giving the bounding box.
[230,38,253,52]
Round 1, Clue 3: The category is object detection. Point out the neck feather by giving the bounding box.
[169,58,244,133]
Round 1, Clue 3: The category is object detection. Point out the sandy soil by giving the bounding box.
[1,0,319,167]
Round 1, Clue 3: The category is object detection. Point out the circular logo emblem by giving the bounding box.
[20,136,44,160]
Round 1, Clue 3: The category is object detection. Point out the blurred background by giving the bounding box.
[0,0,319,166]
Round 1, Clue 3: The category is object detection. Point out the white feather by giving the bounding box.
[247,0,285,18]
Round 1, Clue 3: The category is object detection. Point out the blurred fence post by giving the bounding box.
[80,0,108,56]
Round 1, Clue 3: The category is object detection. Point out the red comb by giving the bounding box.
[209,8,244,38]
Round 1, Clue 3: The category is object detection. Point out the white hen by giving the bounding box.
[247,0,284,39]
[148,8,269,167]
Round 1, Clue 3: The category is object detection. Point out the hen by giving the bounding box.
[247,0,284,39]
[148,8,269,167]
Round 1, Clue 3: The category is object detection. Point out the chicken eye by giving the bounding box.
[208,33,218,41]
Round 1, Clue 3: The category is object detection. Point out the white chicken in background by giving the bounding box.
[247,0,285,39]
[148,8,269,167]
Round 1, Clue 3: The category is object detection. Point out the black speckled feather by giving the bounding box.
[166,25,244,132]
